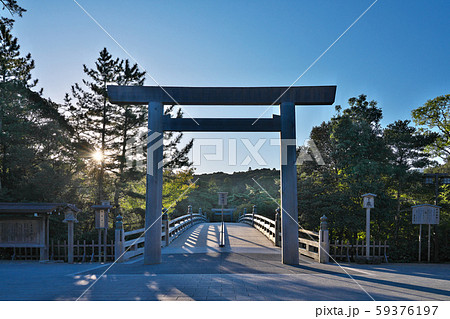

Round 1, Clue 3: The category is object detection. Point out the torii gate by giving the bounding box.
[108,85,336,265]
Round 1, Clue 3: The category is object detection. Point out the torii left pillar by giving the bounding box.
[144,102,164,264]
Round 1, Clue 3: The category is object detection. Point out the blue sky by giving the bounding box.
[12,0,450,173]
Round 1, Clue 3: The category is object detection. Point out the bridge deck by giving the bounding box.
[163,222,280,255]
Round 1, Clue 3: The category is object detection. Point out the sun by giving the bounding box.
[92,150,103,163]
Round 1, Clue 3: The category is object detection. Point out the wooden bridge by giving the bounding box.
[4,205,388,264]
[114,206,389,264]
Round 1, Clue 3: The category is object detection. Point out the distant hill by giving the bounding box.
[174,168,280,220]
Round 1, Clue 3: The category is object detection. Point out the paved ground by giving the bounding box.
[0,222,449,301]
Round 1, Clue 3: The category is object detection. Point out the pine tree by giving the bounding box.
[0,1,25,18]
[64,48,194,214]
[0,18,36,191]
[64,48,122,202]
[112,59,146,214]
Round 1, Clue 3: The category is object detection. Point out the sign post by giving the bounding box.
[217,192,228,247]
[63,209,79,264]
[362,193,376,259]
[412,204,440,262]
[91,201,112,262]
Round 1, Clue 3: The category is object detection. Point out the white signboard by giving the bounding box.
[99,210,106,228]
[363,197,374,209]
[362,193,376,209]
[218,192,228,206]
[412,205,440,225]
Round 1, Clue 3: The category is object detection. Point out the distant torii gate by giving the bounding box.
[108,85,336,265]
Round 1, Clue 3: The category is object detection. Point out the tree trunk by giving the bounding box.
[113,106,129,216]
[395,183,401,244]
[98,86,107,202]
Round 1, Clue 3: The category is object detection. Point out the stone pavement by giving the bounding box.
[0,222,449,301]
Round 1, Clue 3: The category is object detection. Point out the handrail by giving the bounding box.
[239,210,388,264]
[169,214,190,225]
[298,227,320,261]
[299,228,319,237]
[166,214,207,243]
[123,227,145,237]
[238,210,322,262]
[118,212,208,261]
[239,213,277,244]
[238,213,252,223]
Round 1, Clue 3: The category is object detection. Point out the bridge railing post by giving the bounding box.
[188,205,193,226]
[252,205,256,226]
[114,214,124,263]
[162,208,169,247]
[275,208,281,247]
[319,215,329,263]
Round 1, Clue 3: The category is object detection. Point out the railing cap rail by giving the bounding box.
[253,214,275,225]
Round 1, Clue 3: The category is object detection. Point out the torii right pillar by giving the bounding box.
[280,102,299,265]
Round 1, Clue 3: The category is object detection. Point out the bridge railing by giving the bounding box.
[298,228,320,261]
[238,206,329,263]
[115,206,208,262]
[164,213,207,245]
[238,206,280,244]
[239,208,389,264]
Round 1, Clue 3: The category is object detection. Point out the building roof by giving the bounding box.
[91,204,113,209]
[0,203,80,214]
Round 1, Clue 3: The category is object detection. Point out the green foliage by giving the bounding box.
[0,5,195,245]
[175,169,280,220]
[0,19,74,202]
[0,0,25,18]
[298,94,445,261]
[411,94,450,159]
[64,48,126,202]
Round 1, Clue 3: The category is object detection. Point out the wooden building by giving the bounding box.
[0,203,79,261]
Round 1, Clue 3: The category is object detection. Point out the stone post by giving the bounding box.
[366,207,370,258]
[114,214,124,262]
[40,215,48,261]
[67,220,74,264]
[63,209,78,264]
[188,205,193,225]
[275,208,281,247]
[162,208,169,247]
[319,215,329,264]
[199,207,203,217]
[252,205,256,226]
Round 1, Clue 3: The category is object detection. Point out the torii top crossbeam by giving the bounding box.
[107,85,336,132]
[107,85,336,105]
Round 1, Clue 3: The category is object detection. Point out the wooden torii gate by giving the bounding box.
[108,85,336,265]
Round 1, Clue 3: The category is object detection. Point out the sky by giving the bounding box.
[11,0,450,173]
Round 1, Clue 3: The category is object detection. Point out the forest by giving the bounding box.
[0,1,449,261]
